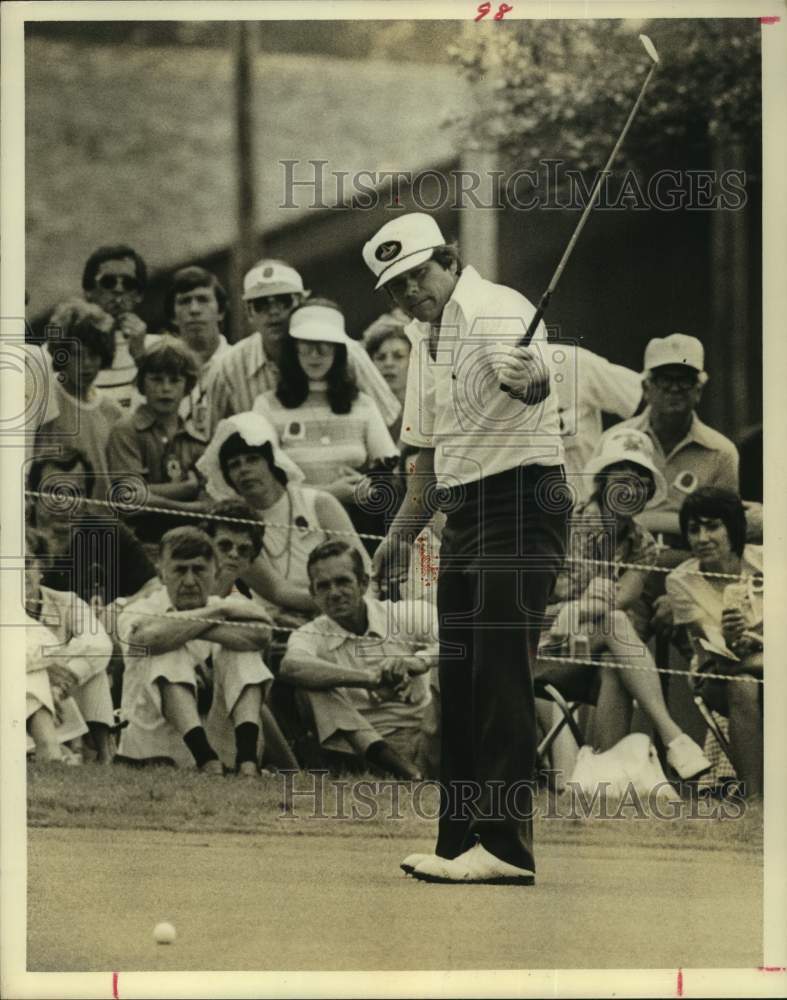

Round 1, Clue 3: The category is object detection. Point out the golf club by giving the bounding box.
[501,34,660,393]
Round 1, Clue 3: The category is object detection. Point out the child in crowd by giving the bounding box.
[35,299,122,496]
[106,336,209,542]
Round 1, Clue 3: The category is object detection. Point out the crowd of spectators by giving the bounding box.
[23,240,764,799]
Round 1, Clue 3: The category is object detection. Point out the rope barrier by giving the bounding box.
[26,598,763,685]
[537,652,763,686]
[26,489,759,582]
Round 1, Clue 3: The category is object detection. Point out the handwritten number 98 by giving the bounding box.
[475,2,513,21]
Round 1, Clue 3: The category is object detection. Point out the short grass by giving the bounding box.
[27,762,763,853]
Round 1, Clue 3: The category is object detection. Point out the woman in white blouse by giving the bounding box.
[253,300,398,548]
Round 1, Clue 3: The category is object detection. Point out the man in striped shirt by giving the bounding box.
[208,259,401,434]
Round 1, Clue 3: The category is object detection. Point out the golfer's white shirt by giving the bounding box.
[551,345,642,478]
[400,266,564,488]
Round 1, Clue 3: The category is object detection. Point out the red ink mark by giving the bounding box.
[112,971,120,999]
[417,536,439,587]
[759,966,787,972]
[760,15,781,23]
[475,2,514,20]
[676,969,683,997]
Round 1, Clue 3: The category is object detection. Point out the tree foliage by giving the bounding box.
[446,19,761,170]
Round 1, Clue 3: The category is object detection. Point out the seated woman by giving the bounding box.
[252,300,398,547]
[538,428,711,780]
[35,299,123,496]
[25,529,115,763]
[106,336,210,543]
[364,315,411,444]
[666,488,763,798]
[196,411,368,631]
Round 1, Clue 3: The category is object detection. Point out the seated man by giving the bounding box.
[25,529,115,763]
[117,527,274,775]
[280,539,437,780]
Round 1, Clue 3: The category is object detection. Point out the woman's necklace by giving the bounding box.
[262,486,294,576]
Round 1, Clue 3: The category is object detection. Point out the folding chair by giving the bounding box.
[693,693,733,760]
[534,679,585,763]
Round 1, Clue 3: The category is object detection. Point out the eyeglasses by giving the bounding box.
[249,294,296,313]
[215,538,256,561]
[296,340,335,356]
[96,273,140,293]
[650,371,699,391]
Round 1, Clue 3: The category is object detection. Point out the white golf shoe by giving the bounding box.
[400,852,433,875]
[411,842,535,885]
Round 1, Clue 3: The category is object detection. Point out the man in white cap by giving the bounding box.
[209,258,401,432]
[595,333,739,545]
[594,333,741,641]
[365,212,568,885]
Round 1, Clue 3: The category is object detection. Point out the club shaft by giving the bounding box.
[517,61,658,349]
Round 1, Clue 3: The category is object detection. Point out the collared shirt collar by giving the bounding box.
[244,332,269,379]
[403,265,486,345]
[132,402,198,440]
[444,264,487,322]
[203,334,231,372]
[322,596,388,651]
[636,407,719,457]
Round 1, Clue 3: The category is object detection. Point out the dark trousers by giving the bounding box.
[435,464,569,871]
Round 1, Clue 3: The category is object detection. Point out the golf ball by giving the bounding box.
[153,921,176,945]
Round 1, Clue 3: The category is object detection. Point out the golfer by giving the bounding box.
[366,213,569,884]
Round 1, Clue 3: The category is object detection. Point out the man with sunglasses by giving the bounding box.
[209,259,401,433]
[83,244,149,411]
[596,334,739,546]
[208,259,303,428]
[593,333,742,643]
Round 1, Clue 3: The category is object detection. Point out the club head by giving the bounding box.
[639,34,660,64]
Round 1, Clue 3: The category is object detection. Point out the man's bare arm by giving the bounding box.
[280,650,382,691]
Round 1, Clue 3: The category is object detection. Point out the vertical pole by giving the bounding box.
[231,20,258,342]
[709,130,749,438]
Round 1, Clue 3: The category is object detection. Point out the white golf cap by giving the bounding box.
[363,213,446,290]
[242,260,304,301]
[584,428,667,508]
[289,303,349,345]
[643,333,706,375]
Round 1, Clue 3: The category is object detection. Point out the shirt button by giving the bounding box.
[451,372,457,380]
[320,436,330,445]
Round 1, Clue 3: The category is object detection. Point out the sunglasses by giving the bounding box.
[297,340,335,356]
[215,538,256,561]
[249,294,296,313]
[96,273,140,293]
[651,372,699,391]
